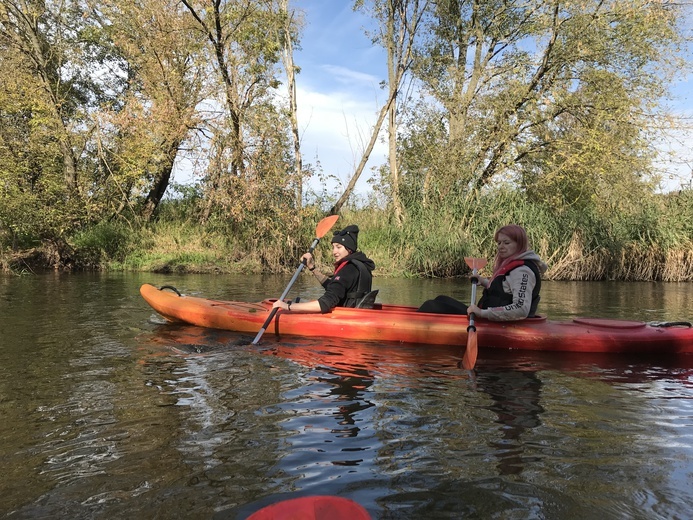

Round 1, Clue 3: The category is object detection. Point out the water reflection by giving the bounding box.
[152,326,551,479]
[477,370,544,475]
[320,371,374,440]
[144,327,376,465]
[146,321,693,494]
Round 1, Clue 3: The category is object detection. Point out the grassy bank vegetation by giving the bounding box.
[3,186,691,282]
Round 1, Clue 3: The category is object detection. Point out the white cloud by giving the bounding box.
[320,65,381,87]
[296,79,388,195]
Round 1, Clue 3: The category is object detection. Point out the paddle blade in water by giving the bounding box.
[462,328,478,370]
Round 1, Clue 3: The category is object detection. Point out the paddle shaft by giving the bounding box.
[251,236,320,345]
[468,269,479,331]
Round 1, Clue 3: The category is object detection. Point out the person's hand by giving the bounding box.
[471,274,488,288]
[272,300,289,311]
[301,252,315,271]
[467,304,481,316]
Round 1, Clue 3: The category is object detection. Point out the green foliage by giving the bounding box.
[349,185,693,282]
[399,0,684,222]
[4,185,691,280]
[71,222,134,267]
[112,218,237,272]
[157,184,205,221]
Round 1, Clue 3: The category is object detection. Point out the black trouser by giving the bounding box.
[416,295,468,315]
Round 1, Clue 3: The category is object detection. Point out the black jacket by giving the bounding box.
[317,251,375,312]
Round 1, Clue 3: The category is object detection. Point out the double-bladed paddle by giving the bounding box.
[251,215,339,345]
[461,257,487,370]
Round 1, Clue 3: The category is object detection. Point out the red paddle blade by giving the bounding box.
[316,215,339,238]
[461,329,478,370]
[464,257,487,271]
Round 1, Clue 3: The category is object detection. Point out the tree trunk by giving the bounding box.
[329,92,396,215]
[140,140,182,221]
[280,0,303,208]
[387,2,403,224]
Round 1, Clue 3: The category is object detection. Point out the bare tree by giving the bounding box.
[331,0,427,217]
[278,0,303,208]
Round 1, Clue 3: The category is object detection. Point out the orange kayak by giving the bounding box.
[140,284,693,354]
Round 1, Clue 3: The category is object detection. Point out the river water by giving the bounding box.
[1,272,692,519]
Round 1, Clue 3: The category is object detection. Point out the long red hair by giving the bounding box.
[492,224,529,274]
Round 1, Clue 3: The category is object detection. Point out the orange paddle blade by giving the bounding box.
[316,215,339,238]
[464,257,487,271]
[461,256,485,370]
[461,329,478,370]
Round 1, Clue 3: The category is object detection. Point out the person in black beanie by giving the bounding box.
[272,224,376,313]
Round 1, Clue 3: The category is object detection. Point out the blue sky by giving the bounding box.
[292,0,388,196]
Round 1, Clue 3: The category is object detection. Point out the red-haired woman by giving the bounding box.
[418,224,548,321]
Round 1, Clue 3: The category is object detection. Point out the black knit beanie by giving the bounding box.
[331,225,359,252]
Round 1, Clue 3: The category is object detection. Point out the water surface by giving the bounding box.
[0,273,691,519]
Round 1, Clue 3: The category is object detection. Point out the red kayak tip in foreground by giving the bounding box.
[246,495,371,520]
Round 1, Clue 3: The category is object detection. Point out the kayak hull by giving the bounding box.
[140,284,693,354]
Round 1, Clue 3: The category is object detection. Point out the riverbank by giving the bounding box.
[3,208,692,281]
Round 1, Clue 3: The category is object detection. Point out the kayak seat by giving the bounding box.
[355,289,379,309]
